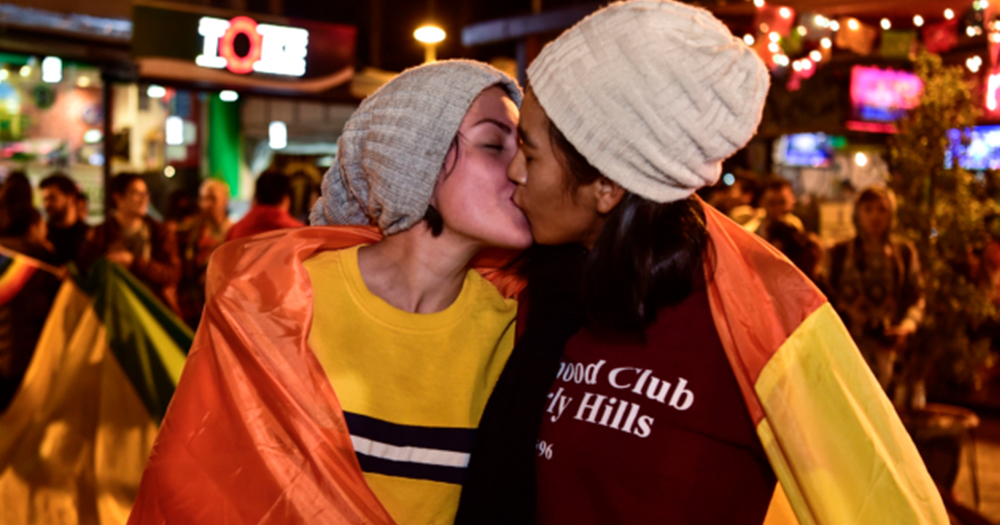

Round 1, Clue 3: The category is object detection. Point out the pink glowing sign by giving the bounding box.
[850,65,923,122]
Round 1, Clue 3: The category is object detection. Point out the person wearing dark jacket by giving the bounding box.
[40,173,90,266]
[78,173,182,314]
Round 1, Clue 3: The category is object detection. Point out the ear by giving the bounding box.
[594,177,626,215]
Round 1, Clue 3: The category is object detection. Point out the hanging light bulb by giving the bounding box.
[810,50,823,61]
[743,34,755,45]
[830,20,841,31]
[945,8,955,20]
[821,37,833,49]
[880,18,891,30]
[913,15,925,27]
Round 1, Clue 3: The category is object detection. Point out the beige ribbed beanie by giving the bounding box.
[310,60,522,234]
[527,0,770,203]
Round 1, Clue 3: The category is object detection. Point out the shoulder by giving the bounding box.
[302,246,350,276]
[830,239,851,255]
[465,269,518,315]
[208,227,381,291]
[87,221,111,242]
[144,216,170,236]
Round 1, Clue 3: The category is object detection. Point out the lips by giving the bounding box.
[511,188,525,210]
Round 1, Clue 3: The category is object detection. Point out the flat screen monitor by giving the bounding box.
[945,125,1000,170]
[776,133,835,167]
[850,65,922,123]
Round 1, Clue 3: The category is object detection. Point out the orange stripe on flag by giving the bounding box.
[0,256,38,306]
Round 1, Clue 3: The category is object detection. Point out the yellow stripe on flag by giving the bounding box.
[0,281,157,525]
[117,277,187,386]
[763,482,803,525]
[753,303,947,524]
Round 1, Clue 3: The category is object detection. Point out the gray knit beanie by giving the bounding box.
[527,0,770,203]
[310,60,522,234]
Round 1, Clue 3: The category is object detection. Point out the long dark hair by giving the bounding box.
[549,120,711,336]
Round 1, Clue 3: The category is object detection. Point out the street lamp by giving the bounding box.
[414,25,446,63]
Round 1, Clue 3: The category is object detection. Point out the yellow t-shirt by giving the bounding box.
[303,245,517,525]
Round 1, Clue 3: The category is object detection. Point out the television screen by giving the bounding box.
[776,133,835,167]
[945,125,1000,170]
[850,65,922,122]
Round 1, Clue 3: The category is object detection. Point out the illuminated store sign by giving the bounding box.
[196,16,308,77]
[132,3,356,93]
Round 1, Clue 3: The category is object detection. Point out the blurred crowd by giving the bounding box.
[704,174,1000,405]
[3,168,1000,413]
[0,170,304,410]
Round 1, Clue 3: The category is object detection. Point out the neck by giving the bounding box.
[114,209,142,230]
[54,208,77,228]
[357,224,481,314]
[582,216,609,251]
[860,232,885,247]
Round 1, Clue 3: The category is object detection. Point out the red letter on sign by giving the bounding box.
[220,16,262,74]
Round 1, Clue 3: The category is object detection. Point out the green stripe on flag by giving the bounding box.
[73,259,193,423]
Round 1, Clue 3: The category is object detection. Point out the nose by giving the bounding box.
[507,148,527,185]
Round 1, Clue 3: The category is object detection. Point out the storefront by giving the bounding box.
[0,3,132,222]
[122,1,362,221]
[0,1,369,224]
[0,54,107,220]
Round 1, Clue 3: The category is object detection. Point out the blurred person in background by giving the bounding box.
[0,178,61,412]
[0,172,37,239]
[40,172,90,266]
[177,179,231,328]
[225,171,303,241]
[827,186,924,392]
[975,236,1000,303]
[725,174,759,226]
[765,219,825,291]
[76,190,89,223]
[746,178,804,240]
[163,189,198,236]
[78,173,182,315]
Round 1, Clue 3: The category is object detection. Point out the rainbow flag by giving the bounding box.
[0,253,38,306]
[129,226,521,524]
[701,202,947,524]
[0,259,191,525]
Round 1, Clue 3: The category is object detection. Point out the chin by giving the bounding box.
[490,229,533,250]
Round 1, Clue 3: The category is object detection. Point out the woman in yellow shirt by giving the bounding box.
[130,60,531,525]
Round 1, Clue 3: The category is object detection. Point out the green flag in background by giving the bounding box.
[0,259,191,525]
